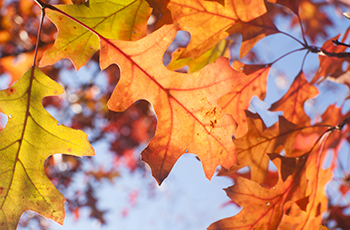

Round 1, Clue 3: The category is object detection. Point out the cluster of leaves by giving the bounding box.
[1,0,350,229]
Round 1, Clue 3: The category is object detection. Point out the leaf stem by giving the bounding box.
[33,7,45,67]
[279,30,306,47]
[319,49,350,58]
[300,50,310,72]
[297,15,308,46]
[333,115,350,131]
[271,47,307,65]
[333,39,350,48]
[303,44,350,59]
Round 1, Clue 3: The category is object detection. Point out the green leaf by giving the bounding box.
[40,0,152,69]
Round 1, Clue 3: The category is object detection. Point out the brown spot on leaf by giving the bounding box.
[206,107,217,117]
[7,88,15,95]
[210,119,217,128]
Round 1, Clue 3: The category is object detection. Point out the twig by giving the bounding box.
[332,39,350,48]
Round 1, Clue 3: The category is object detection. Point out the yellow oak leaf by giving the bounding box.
[99,24,246,184]
[40,0,152,69]
[0,67,95,229]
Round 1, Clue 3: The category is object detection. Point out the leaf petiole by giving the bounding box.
[32,7,45,67]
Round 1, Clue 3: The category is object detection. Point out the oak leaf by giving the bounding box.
[219,62,270,138]
[208,176,294,230]
[226,111,300,183]
[167,0,267,59]
[212,136,331,230]
[270,71,319,126]
[278,141,332,230]
[41,0,152,69]
[99,24,246,184]
[210,151,309,229]
[0,67,94,229]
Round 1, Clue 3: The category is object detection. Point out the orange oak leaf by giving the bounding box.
[167,0,267,59]
[40,0,152,70]
[211,134,331,230]
[226,13,280,58]
[219,62,271,138]
[208,176,295,230]
[99,24,246,184]
[279,137,332,229]
[226,111,300,183]
[270,71,319,126]
[270,152,310,203]
[219,152,310,230]
[268,153,305,182]
[312,28,350,83]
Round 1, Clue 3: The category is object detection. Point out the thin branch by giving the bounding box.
[334,115,350,131]
[333,39,350,48]
[34,0,58,11]
[303,44,350,59]
[271,47,307,65]
[297,15,308,46]
[33,7,45,66]
[300,50,310,72]
[319,49,350,59]
[279,30,306,47]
